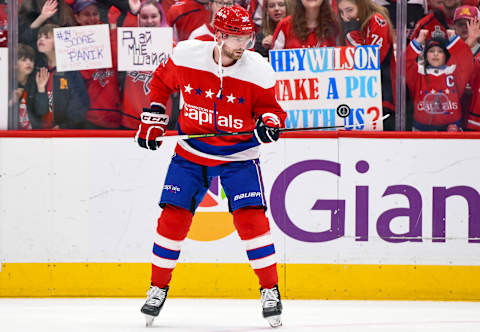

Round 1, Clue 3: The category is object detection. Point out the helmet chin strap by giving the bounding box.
[214,36,225,99]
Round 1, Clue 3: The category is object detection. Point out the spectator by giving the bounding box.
[107,0,170,29]
[466,52,480,130]
[254,0,290,56]
[19,0,76,48]
[0,0,7,47]
[272,0,338,49]
[452,5,480,123]
[16,44,36,129]
[406,29,473,131]
[120,0,177,130]
[248,0,264,30]
[27,24,89,129]
[72,0,122,129]
[337,0,396,130]
[167,0,211,41]
[410,0,463,41]
[453,5,480,54]
[372,0,427,37]
[188,0,235,41]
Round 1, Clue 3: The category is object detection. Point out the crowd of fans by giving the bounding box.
[5,0,480,131]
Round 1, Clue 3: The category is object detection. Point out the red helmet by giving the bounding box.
[213,6,254,35]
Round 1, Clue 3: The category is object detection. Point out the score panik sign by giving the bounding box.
[269,46,383,131]
[54,24,112,72]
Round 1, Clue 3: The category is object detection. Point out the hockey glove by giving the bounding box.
[254,114,281,144]
[135,106,169,150]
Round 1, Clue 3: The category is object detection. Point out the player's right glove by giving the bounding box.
[135,106,169,150]
[254,114,281,144]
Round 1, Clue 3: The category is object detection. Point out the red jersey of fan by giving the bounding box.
[167,0,210,41]
[121,71,154,129]
[406,36,473,129]
[466,54,480,130]
[149,40,286,166]
[272,16,336,49]
[409,8,453,41]
[188,23,215,41]
[344,13,396,111]
[80,29,121,128]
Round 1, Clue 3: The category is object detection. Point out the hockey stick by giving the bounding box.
[156,113,390,141]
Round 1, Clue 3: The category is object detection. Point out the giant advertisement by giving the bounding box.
[0,136,479,298]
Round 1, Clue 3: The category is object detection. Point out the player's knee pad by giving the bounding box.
[232,207,270,240]
[157,204,193,241]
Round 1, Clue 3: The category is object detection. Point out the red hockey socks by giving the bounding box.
[233,207,279,289]
[151,204,193,288]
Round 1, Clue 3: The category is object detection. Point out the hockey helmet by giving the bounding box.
[213,6,255,35]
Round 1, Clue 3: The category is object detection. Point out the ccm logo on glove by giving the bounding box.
[135,106,170,150]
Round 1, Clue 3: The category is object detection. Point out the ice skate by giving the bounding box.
[260,285,282,328]
[140,285,169,327]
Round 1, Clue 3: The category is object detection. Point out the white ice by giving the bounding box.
[1,298,480,332]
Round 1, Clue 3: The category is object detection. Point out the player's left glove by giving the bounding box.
[135,106,169,150]
[254,114,281,144]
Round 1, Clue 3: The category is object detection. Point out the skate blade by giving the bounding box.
[267,315,282,328]
[145,314,155,327]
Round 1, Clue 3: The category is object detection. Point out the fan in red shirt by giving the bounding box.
[409,0,463,41]
[188,0,236,41]
[407,29,474,131]
[167,0,211,41]
[272,0,338,49]
[72,0,122,129]
[337,0,396,130]
[120,0,174,130]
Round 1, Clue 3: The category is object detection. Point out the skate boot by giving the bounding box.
[260,284,282,328]
[140,285,169,327]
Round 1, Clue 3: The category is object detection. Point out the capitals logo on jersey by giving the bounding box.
[417,91,458,114]
[127,71,153,94]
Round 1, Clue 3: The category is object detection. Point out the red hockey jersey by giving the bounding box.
[406,36,473,129]
[344,13,396,111]
[149,40,286,166]
[167,0,210,41]
[272,16,337,50]
[466,54,480,130]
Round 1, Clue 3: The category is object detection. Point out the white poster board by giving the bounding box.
[270,46,384,131]
[117,27,172,71]
[0,47,7,130]
[54,24,112,72]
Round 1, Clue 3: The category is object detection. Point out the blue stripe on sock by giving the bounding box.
[247,244,275,260]
[153,243,180,260]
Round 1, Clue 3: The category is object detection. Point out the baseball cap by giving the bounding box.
[453,5,480,22]
[72,0,98,14]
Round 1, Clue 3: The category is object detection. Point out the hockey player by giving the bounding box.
[135,5,286,328]
[337,0,396,130]
[406,29,474,130]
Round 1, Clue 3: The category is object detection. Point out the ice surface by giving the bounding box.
[1,298,479,332]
